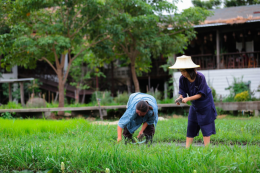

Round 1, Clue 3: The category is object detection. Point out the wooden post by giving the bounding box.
[216,30,220,69]
[52,93,54,103]
[95,91,103,121]
[19,82,25,107]
[111,61,114,97]
[54,92,59,102]
[81,90,85,104]
[164,81,167,100]
[96,75,99,91]
[172,54,176,99]
[255,110,259,117]
[8,83,12,102]
[148,76,150,91]
[48,91,50,103]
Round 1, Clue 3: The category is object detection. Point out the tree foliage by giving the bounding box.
[0,0,110,112]
[192,0,260,9]
[191,0,221,9]
[103,0,211,92]
[224,0,260,7]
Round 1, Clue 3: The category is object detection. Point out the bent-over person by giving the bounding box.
[117,92,158,145]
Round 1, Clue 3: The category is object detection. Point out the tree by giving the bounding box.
[191,0,221,9]
[105,0,211,92]
[192,0,260,9]
[224,0,260,7]
[0,0,110,114]
[69,48,107,103]
[26,79,42,97]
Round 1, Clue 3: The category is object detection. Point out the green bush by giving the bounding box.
[0,112,13,119]
[215,106,224,115]
[147,90,162,101]
[0,101,23,109]
[210,86,217,102]
[223,76,251,102]
[234,91,250,102]
[2,83,20,100]
[225,76,250,96]
[114,92,130,104]
[91,91,114,105]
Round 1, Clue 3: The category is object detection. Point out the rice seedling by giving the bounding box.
[0,118,91,138]
[0,117,259,172]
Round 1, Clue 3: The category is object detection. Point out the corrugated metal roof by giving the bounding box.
[206,4,260,21]
[194,23,227,28]
[194,19,260,28]
[194,4,260,27]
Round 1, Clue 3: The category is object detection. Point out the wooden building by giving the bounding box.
[173,5,260,98]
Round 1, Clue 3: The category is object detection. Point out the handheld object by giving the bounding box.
[175,98,182,104]
[132,134,146,144]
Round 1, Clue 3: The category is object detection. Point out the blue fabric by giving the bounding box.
[187,121,216,137]
[179,72,217,125]
[118,92,158,134]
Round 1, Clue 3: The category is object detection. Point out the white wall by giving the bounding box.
[173,68,260,98]
[1,66,18,79]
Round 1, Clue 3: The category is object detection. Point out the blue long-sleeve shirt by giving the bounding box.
[118,92,158,134]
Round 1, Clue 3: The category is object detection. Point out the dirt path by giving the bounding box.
[91,117,168,125]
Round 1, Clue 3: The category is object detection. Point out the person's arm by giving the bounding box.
[182,94,202,103]
[117,108,137,142]
[117,126,123,142]
[137,122,148,138]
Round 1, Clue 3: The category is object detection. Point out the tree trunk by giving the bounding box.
[57,68,65,115]
[111,61,114,96]
[8,83,12,102]
[81,90,85,104]
[130,58,140,92]
[75,83,80,104]
[96,75,99,91]
[19,82,25,107]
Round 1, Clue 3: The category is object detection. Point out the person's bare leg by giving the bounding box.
[186,137,194,148]
[203,136,210,146]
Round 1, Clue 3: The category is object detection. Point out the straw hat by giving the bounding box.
[169,55,200,69]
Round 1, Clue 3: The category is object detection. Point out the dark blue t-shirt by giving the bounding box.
[178,72,217,125]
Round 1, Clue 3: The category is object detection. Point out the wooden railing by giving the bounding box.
[187,51,260,70]
[220,51,260,69]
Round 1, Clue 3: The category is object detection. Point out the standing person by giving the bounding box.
[169,55,217,148]
[117,92,158,145]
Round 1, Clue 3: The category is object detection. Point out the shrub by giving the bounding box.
[91,91,114,105]
[234,91,250,102]
[0,112,13,119]
[0,102,23,109]
[147,90,162,101]
[114,92,130,104]
[210,86,217,101]
[225,76,250,96]
[215,106,224,115]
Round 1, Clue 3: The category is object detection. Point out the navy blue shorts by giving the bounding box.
[187,120,216,138]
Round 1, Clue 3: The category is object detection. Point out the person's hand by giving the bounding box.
[182,97,190,104]
[117,137,122,143]
[137,131,143,138]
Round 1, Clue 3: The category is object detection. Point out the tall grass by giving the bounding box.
[155,118,260,144]
[0,118,90,137]
[0,117,259,172]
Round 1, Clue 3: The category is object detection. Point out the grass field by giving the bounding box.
[0,117,259,172]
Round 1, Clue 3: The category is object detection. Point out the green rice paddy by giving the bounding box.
[0,117,259,172]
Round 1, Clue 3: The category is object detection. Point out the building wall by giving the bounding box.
[1,66,18,79]
[173,68,260,98]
